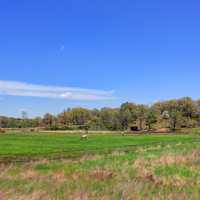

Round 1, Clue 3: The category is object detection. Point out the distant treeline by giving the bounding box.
[1,97,200,131]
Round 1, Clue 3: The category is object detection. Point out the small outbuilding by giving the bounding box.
[130,126,139,131]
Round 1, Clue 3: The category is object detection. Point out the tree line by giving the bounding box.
[1,97,200,131]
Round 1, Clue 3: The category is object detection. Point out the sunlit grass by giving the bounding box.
[0,132,199,199]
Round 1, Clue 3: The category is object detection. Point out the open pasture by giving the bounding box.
[0,132,199,161]
[0,132,199,200]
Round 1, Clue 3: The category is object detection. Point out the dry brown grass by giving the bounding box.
[134,150,200,170]
[8,191,50,200]
[151,150,200,166]
[132,150,200,193]
[0,190,8,200]
[0,128,6,133]
[0,146,199,200]
[162,175,187,187]
[50,171,66,184]
[21,170,39,180]
[72,172,86,181]
[89,169,116,180]
[68,192,90,200]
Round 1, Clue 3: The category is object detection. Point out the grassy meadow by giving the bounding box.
[0,132,199,199]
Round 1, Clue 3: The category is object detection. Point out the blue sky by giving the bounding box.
[0,0,200,117]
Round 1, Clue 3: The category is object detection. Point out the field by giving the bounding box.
[0,132,200,200]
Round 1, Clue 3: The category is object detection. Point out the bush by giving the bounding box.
[181,118,198,128]
[46,125,81,131]
[0,128,6,133]
[191,128,200,135]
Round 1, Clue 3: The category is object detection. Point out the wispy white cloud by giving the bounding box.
[0,80,114,101]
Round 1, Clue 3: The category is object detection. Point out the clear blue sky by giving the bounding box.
[0,0,200,117]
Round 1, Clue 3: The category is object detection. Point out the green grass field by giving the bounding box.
[0,132,199,161]
[0,132,199,200]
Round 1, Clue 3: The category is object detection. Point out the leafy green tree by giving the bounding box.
[146,109,158,129]
[195,99,200,126]
[168,109,182,130]
[120,102,138,130]
[100,108,121,130]
[70,108,91,126]
[136,104,148,130]
[21,111,29,128]
[57,109,71,125]
[1,97,200,131]
[43,113,56,127]
[178,97,196,118]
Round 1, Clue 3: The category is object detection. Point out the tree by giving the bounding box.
[178,97,195,118]
[21,111,28,119]
[43,113,56,127]
[120,102,138,130]
[21,111,29,128]
[136,104,148,130]
[168,109,182,130]
[100,108,121,130]
[146,109,158,129]
[32,117,43,127]
[195,100,200,126]
[57,109,71,125]
[70,108,91,126]
[1,97,200,131]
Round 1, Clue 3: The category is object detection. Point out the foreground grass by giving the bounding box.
[0,133,199,199]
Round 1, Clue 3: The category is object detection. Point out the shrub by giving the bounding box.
[0,128,6,133]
